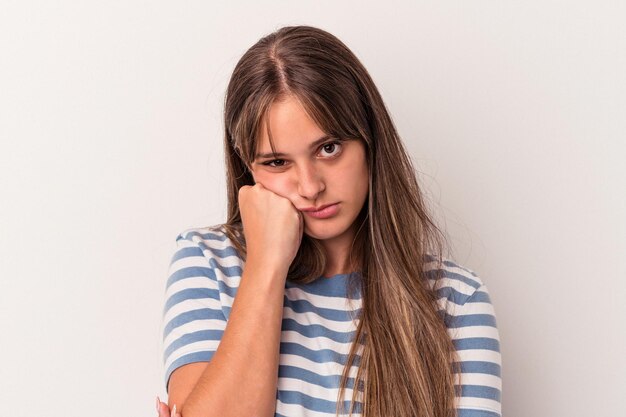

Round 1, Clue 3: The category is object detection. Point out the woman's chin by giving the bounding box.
[303,221,343,241]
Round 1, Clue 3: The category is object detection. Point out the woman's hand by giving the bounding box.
[156,397,179,417]
[238,182,304,273]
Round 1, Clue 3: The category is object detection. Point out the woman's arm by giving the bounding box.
[167,260,287,417]
[164,183,302,417]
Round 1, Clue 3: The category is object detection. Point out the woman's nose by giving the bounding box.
[297,164,325,200]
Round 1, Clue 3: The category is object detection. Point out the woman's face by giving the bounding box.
[249,95,369,243]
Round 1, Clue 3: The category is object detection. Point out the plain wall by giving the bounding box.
[1,1,624,416]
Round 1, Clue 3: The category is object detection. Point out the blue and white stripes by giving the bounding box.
[162,226,502,416]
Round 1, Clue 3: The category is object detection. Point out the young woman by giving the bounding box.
[157,25,502,417]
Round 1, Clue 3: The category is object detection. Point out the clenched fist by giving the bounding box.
[238,182,304,275]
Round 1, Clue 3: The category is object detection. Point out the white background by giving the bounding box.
[1,1,624,416]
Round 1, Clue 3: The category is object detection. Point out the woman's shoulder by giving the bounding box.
[422,253,492,310]
[174,223,243,257]
[168,223,245,292]
[175,223,230,243]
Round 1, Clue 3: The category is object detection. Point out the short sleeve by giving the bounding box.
[161,232,228,393]
[452,283,502,417]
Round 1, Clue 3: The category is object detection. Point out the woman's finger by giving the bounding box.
[156,396,171,417]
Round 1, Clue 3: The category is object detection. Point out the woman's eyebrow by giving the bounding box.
[254,134,332,159]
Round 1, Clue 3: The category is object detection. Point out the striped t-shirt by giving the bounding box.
[161,225,502,417]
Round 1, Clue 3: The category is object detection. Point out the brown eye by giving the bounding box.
[320,141,342,157]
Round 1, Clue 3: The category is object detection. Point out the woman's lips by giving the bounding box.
[302,203,340,219]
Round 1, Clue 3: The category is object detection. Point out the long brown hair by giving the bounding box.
[219,25,461,417]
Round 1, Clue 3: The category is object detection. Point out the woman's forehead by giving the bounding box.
[255,97,327,153]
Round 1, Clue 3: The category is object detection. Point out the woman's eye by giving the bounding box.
[320,141,342,157]
[263,159,285,167]
[261,141,342,168]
